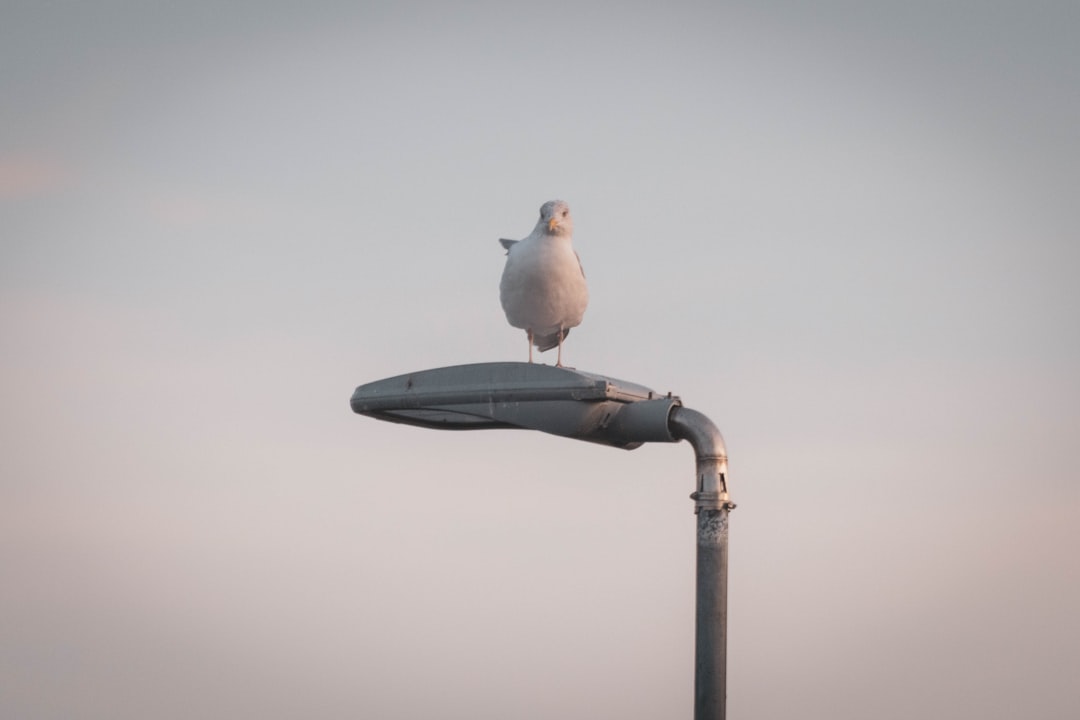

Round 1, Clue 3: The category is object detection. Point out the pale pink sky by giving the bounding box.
[2,1,1078,718]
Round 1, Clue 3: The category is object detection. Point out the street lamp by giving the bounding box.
[351,361,734,719]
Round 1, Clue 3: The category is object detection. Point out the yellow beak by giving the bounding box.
[548,218,558,231]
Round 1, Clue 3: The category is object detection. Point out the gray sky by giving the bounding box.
[2,1,1078,718]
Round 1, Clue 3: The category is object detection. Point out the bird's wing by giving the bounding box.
[532,327,570,352]
[575,250,586,279]
[499,238,518,255]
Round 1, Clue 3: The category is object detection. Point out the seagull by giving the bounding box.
[498,199,588,367]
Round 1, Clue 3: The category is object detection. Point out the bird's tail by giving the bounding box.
[533,328,570,352]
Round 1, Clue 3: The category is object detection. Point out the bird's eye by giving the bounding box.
[562,209,568,217]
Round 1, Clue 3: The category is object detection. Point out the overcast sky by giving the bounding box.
[2,1,1078,718]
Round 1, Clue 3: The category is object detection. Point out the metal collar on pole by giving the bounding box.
[668,406,734,513]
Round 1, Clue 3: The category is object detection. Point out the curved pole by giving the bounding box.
[669,406,735,720]
[668,406,731,510]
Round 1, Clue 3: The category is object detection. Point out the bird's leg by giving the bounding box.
[527,329,534,364]
[555,325,564,367]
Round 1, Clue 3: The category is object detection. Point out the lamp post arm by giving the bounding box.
[668,406,733,511]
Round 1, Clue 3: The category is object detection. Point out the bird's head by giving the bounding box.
[538,199,573,236]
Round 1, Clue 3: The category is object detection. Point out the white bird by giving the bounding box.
[499,199,588,367]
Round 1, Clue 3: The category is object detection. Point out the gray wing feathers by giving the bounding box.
[533,327,570,352]
[499,238,518,255]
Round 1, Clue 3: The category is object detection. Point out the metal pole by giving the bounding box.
[669,407,734,720]
[694,505,730,719]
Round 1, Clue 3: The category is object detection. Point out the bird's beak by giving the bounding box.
[548,218,558,231]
